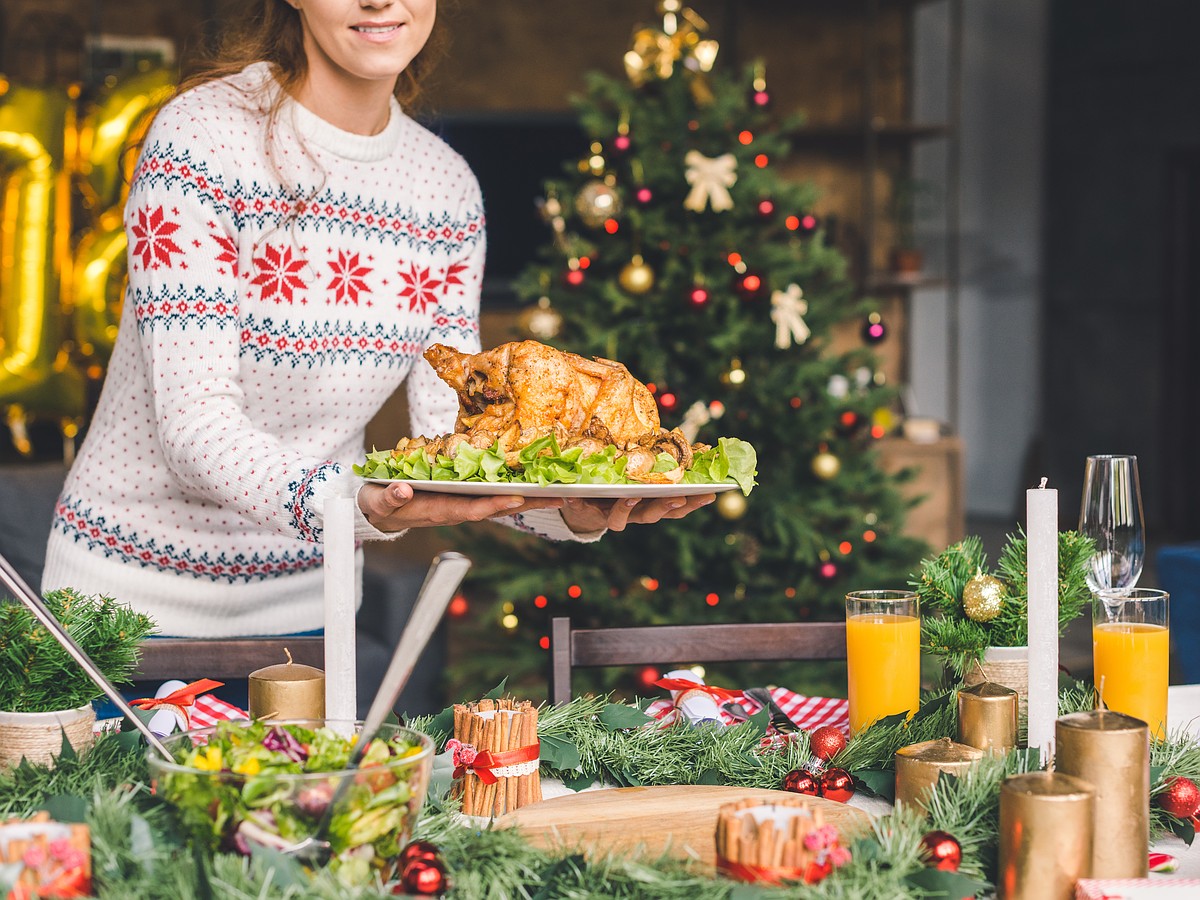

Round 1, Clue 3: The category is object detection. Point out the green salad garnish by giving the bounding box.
[354,435,758,495]
[151,720,430,884]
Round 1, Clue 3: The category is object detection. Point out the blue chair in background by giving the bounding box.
[1157,543,1200,684]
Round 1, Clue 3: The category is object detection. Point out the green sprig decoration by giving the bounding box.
[0,588,156,712]
[912,530,1094,679]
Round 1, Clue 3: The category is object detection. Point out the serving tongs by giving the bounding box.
[278,550,471,865]
[0,553,173,760]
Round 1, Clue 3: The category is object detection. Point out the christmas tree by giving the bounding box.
[448,3,928,699]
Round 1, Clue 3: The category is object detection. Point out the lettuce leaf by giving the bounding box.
[353,435,757,494]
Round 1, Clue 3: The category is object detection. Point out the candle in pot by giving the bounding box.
[998,771,1094,900]
[894,737,984,811]
[957,680,1018,754]
[1055,710,1149,878]
[248,648,326,721]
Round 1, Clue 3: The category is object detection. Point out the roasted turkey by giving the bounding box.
[396,341,704,483]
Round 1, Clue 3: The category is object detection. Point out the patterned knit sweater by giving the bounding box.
[42,63,582,637]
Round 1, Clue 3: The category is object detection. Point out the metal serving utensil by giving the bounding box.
[0,552,173,760]
[280,550,471,865]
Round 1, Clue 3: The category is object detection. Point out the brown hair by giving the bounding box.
[178,0,449,114]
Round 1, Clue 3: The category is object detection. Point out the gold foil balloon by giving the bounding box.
[618,256,655,294]
[71,207,127,369]
[575,180,621,228]
[76,67,175,212]
[963,571,1006,622]
[0,83,86,453]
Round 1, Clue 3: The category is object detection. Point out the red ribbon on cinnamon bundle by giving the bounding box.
[716,858,829,886]
[446,738,540,785]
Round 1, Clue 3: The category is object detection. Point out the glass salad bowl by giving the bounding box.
[148,719,433,884]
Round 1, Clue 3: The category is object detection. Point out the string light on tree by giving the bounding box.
[687,283,709,307]
[734,270,766,301]
[812,448,841,480]
[722,358,746,386]
[756,198,775,220]
[750,62,770,108]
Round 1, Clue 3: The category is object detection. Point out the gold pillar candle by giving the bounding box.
[998,771,1094,900]
[1055,710,1150,878]
[248,649,326,721]
[957,681,1019,754]
[894,737,984,811]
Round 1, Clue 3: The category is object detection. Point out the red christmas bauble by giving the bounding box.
[687,285,710,307]
[398,857,449,896]
[733,271,766,301]
[809,725,847,762]
[815,560,838,582]
[919,830,963,872]
[612,134,633,153]
[399,840,441,868]
[819,767,855,803]
[1158,776,1200,819]
[782,768,820,796]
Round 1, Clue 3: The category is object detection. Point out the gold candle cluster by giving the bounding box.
[715,796,843,882]
[998,771,1094,899]
[894,737,984,811]
[452,698,541,818]
[248,648,326,721]
[1055,710,1150,878]
[957,681,1018,754]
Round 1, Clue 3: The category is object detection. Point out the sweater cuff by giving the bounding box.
[508,507,606,543]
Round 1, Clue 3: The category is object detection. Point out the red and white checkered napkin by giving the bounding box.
[1075,878,1200,899]
[187,694,249,729]
[646,686,849,734]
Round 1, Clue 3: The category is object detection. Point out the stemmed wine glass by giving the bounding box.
[1078,455,1146,595]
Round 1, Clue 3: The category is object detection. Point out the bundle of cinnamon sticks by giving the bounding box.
[451,698,542,817]
[715,796,830,875]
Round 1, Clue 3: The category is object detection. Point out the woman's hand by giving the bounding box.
[559,493,717,534]
[358,482,562,532]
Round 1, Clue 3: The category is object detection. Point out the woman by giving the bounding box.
[42,0,713,638]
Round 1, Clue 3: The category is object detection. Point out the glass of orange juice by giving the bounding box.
[1093,587,1169,739]
[845,590,921,735]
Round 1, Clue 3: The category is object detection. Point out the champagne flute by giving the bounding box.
[1078,455,1145,594]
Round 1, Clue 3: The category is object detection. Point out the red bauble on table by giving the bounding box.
[819,767,855,803]
[918,830,963,872]
[809,725,847,761]
[398,840,441,868]
[1158,776,1200,819]
[397,857,450,896]
[782,768,821,796]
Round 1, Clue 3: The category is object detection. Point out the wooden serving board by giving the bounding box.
[494,785,869,866]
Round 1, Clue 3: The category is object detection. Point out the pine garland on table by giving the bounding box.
[3,686,1198,899]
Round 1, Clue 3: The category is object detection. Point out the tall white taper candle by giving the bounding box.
[323,496,357,725]
[1026,477,1058,760]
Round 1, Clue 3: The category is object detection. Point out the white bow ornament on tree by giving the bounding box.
[770,283,810,349]
[683,150,737,212]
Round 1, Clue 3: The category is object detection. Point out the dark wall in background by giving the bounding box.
[1043,0,1200,536]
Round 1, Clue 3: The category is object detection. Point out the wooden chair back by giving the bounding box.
[136,636,324,682]
[549,617,846,705]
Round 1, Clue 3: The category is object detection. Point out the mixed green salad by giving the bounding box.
[150,720,431,884]
[354,434,758,495]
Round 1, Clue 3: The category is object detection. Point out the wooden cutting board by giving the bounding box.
[494,785,869,866]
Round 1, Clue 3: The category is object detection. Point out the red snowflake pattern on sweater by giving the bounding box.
[443,261,468,292]
[326,250,373,305]
[131,206,184,269]
[251,244,308,304]
[210,227,239,278]
[398,261,442,313]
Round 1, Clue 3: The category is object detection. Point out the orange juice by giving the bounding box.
[846,613,921,735]
[1092,622,1169,739]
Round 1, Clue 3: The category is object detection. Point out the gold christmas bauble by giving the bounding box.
[716,491,747,520]
[811,451,841,481]
[618,258,656,294]
[575,181,621,228]
[518,297,563,339]
[962,572,1006,622]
